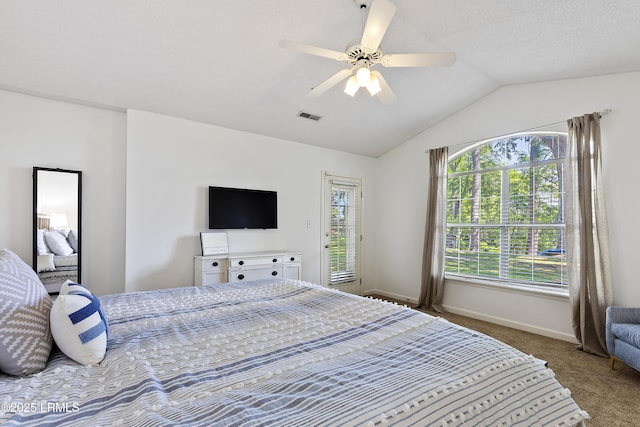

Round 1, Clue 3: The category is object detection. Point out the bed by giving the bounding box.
[1,278,589,426]
[35,227,79,292]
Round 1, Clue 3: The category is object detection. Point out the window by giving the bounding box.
[445,133,567,289]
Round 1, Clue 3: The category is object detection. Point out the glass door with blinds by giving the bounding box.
[322,173,362,294]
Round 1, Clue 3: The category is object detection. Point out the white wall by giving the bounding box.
[0,90,127,296]
[125,109,376,292]
[4,71,639,341]
[373,71,640,340]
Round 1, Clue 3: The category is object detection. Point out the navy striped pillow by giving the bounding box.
[50,281,108,365]
[64,282,109,341]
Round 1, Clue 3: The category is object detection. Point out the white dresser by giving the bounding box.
[194,251,301,286]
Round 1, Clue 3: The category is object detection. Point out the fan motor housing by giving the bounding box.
[345,43,382,66]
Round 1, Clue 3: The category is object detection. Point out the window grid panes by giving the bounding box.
[446,133,567,288]
[329,184,358,284]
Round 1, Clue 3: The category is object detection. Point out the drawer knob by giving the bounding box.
[271,271,278,276]
[238,274,245,280]
[239,260,244,266]
[290,257,295,262]
[212,261,218,267]
[272,258,278,263]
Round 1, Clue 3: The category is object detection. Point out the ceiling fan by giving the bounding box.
[279,0,456,105]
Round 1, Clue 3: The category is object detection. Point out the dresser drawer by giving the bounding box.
[195,256,228,286]
[285,254,301,264]
[200,258,228,272]
[229,256,283,268]
[202,271,228,286]
[228,267,284,282]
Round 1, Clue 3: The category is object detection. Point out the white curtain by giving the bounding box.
[418,147,448,312]
[566,113,612,357]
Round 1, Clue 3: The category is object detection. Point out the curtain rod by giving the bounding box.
[444,108,612,151]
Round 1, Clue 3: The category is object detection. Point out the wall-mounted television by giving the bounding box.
[209,186,277,229]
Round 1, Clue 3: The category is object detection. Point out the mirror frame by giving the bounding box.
[32,167,82,289]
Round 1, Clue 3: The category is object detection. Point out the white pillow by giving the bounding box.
[37,253,56,272]
[59,280,87,295]
[44,230,74,256]
[36,229,51,255]
[67,229,78,253]
[53,228,70,238]
[50,281,108,365]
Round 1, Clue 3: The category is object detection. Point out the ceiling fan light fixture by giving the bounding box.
[344,76,359,96]
[280,0,455,105]
[356,66,371,87]
[366,74,381,95]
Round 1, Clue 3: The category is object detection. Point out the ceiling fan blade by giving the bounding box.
[361,0,397,50]
[381,52,456,68]
[279,40,347,61]
[371,70,396,105]
[308,69,353,97]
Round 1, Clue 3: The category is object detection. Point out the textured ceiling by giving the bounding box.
[2,0,640,157]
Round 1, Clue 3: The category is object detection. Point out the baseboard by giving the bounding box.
[363,289,418,305]
[363,289,577,344]
[442,304,578,344]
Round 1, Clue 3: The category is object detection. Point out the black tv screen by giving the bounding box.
[209,186,277,229]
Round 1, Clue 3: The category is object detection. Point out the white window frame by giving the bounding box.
[445,132,568,291]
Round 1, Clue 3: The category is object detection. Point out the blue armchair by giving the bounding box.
[605,306,640,371]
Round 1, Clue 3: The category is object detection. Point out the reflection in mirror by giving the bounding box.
[33,167,81,294]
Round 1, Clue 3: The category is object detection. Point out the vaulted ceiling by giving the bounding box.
[2,1,640,157]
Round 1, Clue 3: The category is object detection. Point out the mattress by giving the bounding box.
[0,279,588,426]
[53,254,77,268]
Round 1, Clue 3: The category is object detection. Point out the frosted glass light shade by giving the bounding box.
[344,76,359,96]
[356,67,371,87]
[366,75,381,95]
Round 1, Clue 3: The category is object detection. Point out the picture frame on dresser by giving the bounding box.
[200,232,228,256]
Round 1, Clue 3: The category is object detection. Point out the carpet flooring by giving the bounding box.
[370,296,640,426]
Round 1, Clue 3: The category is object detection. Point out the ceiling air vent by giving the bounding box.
[297,111,322,121]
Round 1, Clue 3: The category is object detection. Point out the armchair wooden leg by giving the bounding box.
[609,355,616,370]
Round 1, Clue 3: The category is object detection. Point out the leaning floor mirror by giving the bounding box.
[32,167,82,294]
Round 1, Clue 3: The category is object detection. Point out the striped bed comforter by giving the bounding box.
[1,279,588,426]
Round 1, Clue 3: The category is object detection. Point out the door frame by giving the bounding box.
[321,171,363,294]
